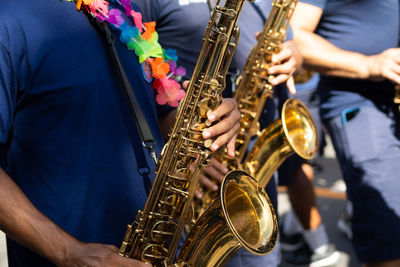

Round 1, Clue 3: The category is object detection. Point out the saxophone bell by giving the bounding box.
[176,170,277,267]
[244,98,319,187]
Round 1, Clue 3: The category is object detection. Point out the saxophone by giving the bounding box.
[199,0,318,211]
[241,0,319,187]
[119,0,277,266]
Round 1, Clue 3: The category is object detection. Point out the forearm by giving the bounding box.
[0,168,79,265]
[294,29,370,79]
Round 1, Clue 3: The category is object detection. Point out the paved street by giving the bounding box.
[0,137,361,267]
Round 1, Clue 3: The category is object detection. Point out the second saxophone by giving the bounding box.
[198,0,319,215]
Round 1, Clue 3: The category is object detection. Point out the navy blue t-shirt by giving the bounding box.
[0,0,165,265]
[300,0,400,118]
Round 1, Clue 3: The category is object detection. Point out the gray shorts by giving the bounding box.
[324,100,400,262]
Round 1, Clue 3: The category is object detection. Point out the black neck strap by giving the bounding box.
[87,15,158,166]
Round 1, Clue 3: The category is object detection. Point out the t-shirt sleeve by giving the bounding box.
[299,0,327,9]
[286,25,293,41]
[0,42,17,167]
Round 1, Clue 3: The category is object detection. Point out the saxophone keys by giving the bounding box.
[204,139,213,148]
[209,78,220,90]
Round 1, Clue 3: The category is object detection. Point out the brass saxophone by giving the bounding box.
[119,0,277,266]
[240,0,319,187]
[199,0,318,211]
[244,98,319,187]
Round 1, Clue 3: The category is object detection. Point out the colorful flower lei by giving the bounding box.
[67,0,186,107]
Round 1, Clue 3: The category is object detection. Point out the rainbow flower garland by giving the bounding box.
[67,0,186,107]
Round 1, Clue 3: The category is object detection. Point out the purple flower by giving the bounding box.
[107,8,124,27]
[169,61,186,78]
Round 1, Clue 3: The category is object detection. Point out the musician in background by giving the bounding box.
[291,1,400,266]
[0,0,241,266]
[135,0,337,266]
[223,3,339,266]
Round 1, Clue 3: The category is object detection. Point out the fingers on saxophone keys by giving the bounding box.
[210,123,240,153]
[199,173,219,191]
[206,98,237,123]
[204,160,227,184]
[195,189,203,200]
[182,80,190,89]
[268,60,295,75]
[210,158,229,174]
[202,98,240,151]
[226,132,238,158]
[269,74,291,87]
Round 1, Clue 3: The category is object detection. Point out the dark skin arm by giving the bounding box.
[290,2,400,84]
[0,168,149,266]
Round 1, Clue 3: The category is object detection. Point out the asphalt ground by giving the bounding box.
[0,136,361,267]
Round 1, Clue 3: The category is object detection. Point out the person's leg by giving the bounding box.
[287,163,321,231]
[286,80,327,236]
[279,156,339,267]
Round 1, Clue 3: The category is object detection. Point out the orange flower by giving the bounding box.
[142,21,156,40]
[146,57,170,79]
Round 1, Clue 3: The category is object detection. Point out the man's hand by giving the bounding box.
[182,81,241,157]
[268,44,297,94]
[61,242,151,267]
[202,98,241,157]
[195,158,229,199]
[366,48,400,85]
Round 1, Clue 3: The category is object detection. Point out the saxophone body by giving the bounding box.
[240,0,319,187]
[199,0,318,212]
[244,98,318,187]
[231,0,299,164]
[119,1,277,266]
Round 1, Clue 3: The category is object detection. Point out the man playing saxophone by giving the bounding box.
[0,0,242,266]
[291,1,400,266]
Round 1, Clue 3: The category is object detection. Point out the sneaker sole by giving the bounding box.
[309,251,340,267]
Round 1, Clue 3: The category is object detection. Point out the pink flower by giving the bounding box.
[130,10,143,32]
[153,78,185,107]
[88,0,109,17]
